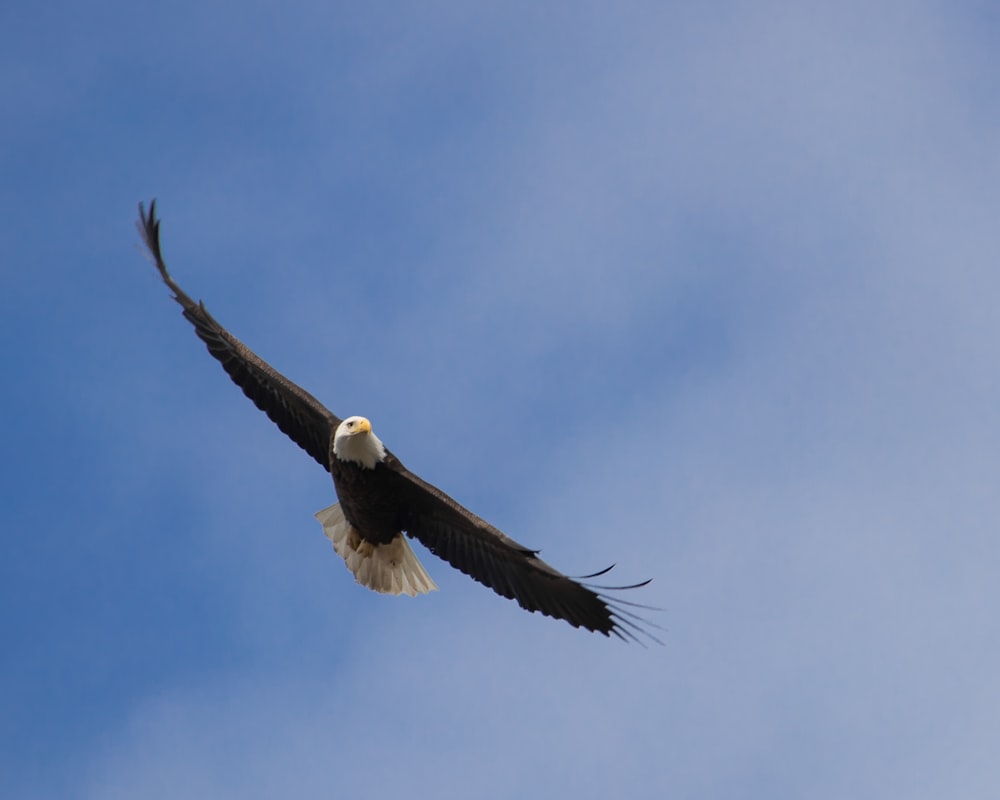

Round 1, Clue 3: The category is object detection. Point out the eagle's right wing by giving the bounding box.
[138,200,339,470]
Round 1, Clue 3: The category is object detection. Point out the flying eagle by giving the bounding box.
[137,201,654,642]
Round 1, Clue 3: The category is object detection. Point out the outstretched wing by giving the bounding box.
[384,458,656,643]
[137,200,340,470]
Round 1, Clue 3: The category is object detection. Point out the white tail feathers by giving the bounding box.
[314,503,438,597]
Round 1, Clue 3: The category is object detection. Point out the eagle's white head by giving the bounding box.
[333,416,386,469]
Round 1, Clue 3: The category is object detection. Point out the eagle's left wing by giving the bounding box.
[383,456,655,642]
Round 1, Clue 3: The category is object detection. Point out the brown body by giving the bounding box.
[330,455,408,546]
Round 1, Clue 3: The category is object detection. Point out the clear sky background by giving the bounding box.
[3,2,999,797]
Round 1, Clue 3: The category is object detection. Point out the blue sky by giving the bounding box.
[3,1,999,797]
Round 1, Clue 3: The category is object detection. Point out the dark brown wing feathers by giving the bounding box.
[137,200,338,469]
[386,464,656,642]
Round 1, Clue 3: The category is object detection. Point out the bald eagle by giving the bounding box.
[137,201,654,642]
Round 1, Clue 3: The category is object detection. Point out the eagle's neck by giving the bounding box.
[333,430,386,469]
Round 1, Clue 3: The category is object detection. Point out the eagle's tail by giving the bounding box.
[314,503,438,597]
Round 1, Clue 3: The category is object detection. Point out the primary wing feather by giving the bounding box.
[137,200,339,469]
[384,460,642,638]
